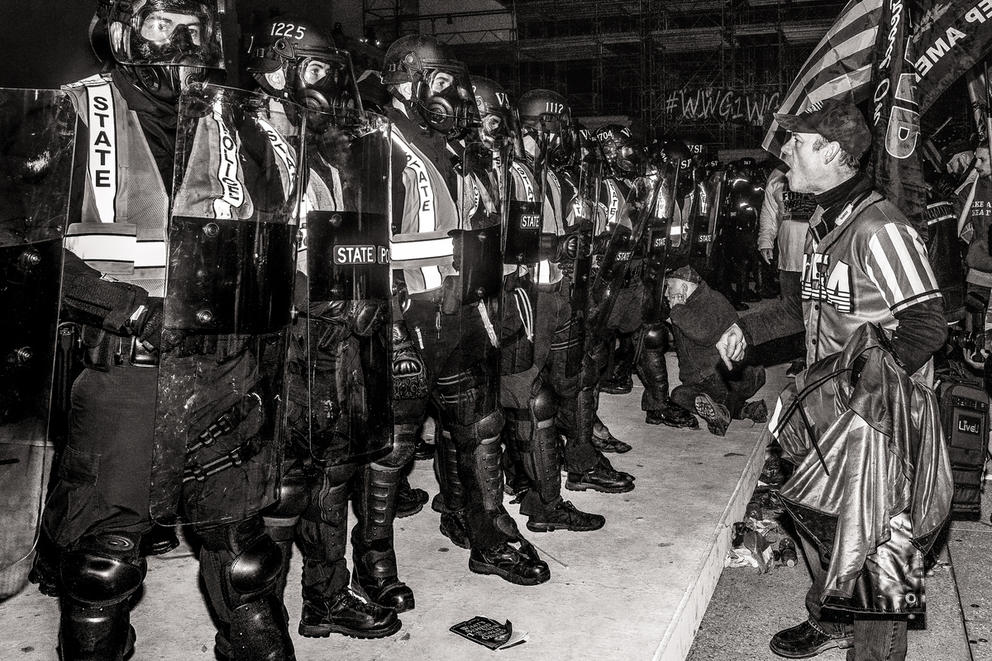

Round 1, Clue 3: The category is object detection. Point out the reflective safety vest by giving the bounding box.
[388,124,458,294]
[171,100,297,220]
[62,74,170,296]
[595,177,632,235]
[537,169,564,285]
[297,157,344,275]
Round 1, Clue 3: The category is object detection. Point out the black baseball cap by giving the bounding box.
[775,98,871,160]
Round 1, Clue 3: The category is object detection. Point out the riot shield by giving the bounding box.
[559,157,602,379]
[500,149,542,376]
[446,135,503,413]
[0,88,75,580]
[151,84,300,524]
[296,109,393,466]
[588,155,677,341]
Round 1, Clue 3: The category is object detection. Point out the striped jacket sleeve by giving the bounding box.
[864,222,942,314]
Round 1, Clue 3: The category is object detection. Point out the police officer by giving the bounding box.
[472,77,606,533]
[381,35,549,585]
[43,2,295,659]
[595,126,696,429]
[247,16,403,637]
[516,92,636,495]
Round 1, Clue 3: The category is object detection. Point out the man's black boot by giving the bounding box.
[695,393,731,436]
[468,538,551,586]
[394,474,428,519]
[565,455,634,493]
[769,620,853,659]
[140,524,180,557]
[299,587,401,639]
[591,420,632,453]
[646,401,699,429]
[526,500,605,533]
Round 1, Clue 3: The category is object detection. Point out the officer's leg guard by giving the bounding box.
[196,517,295,661]
[293,463,353,606]
[556,331,608,472]
[515,383,562,517]
[295,463,397,639]
[450,409,550,585]
[261,464,309,601]
[353,427,416,613]
[432,423,471,549]
[448,409,508,549]
[601,332,636,393]
[500,420,531,497]
[58,533,145,661]
[637,323,669,412]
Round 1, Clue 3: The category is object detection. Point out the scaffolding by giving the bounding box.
[362,0,848,149]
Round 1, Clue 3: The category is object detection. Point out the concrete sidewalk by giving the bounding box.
[0,358,777,661]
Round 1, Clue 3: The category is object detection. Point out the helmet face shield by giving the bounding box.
[108,0,223,100]
[594,125,644,177]
[294,52,363,115]
[470,77,514,149]
[110,0,223,69]
[412,63,480,136]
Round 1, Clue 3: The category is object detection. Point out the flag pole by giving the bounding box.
[985,59,992,160]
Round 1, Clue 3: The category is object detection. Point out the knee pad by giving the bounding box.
[642,324,668,351]
[529,383,557,425]
[374,426,416,469]
[475,409,505,445]
[262,467,309,522]
[61,533,146,607]
[229,534,283,600]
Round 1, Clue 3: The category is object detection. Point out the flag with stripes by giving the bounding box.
[762,0,884,156]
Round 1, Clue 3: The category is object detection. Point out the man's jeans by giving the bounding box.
[799,532,908,661]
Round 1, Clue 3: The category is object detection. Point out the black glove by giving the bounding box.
[130,297,164,350]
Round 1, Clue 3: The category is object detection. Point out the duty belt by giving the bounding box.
[84,331,159,369]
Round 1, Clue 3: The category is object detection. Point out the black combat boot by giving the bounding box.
[299,587,400,639]
[353,467,415,613]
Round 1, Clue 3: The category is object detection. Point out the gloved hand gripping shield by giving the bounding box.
[151,83,300,524]
[0,89,75,576]
[292,108,393,467]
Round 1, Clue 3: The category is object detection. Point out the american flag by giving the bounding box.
[762,0,884,157]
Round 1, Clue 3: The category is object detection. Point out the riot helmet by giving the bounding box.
[471,76,514,149]
[517,88,573,167]
[105,0,223,101]
[382,34,480,136]
[594,124,644,177]
[246,15,361,115]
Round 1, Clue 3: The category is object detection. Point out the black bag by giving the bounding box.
[937,379,989,519]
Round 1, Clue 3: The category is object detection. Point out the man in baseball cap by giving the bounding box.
[773,98,871,195]
[716,94,949,660]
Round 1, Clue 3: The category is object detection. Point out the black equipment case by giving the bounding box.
[937,379,989,519]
